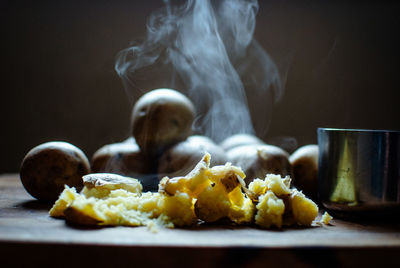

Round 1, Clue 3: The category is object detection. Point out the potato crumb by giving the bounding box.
[321,211,333,225]
[146,220,159,233]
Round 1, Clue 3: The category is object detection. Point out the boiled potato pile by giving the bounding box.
[92,88,205,190]
[50,153,320,229]
[92,88,298,191]
[93,89,290,190]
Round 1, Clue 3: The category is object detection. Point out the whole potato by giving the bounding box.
[20,141,90,201]
[289,144,319,200]
[226,144,292,185]
[158,135,227,179]
[91,137,158,191]
[131,88,196,157]
[219,133,265,151]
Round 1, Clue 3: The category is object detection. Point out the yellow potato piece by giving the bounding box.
[49,185,78,217]
[228,187,254,224]
[290,189,319,226]
[159,192,197,227]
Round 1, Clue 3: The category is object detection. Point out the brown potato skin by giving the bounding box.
[131,88,195,157]
[227,144,292,185]
[91,137,148,174]
[20,142,90,202]
[289,144,319,200]
[91,138,158,191]
[219,134,265,152]
[158,135,227,179]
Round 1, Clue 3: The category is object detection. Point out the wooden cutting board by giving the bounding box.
[1,174,399,266]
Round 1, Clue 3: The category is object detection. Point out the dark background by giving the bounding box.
[1,0,399,173]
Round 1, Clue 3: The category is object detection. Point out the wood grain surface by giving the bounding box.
[1,174,400,267]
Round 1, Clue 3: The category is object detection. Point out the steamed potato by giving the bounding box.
[219,133,265,151]
[158,135,227,179]
[20,141,90,201]
[289,144,319,200]
[131,88,196,157]
[91,138,157,191]
[226,144,292,185]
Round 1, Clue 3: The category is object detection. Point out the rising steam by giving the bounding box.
[115,0,284,142]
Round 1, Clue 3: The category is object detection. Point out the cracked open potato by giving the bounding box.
[226,144,292,185]
[20,141,90,201]
[131,88,196,157]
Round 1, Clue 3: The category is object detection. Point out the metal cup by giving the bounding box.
[317,128,400,218]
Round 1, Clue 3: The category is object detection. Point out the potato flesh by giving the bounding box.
[49,185,78,217]
[255,191,285,228]
[249,174,318,228]
[50,153,318,229]
[290,189,319,226]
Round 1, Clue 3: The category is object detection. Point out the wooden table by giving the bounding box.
[1,174,400,267]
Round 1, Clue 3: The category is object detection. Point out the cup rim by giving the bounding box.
[317,127,400,133]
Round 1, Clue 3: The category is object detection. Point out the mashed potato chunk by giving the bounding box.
[50,153,319,230]
[249,174,318,228]
[255,191,285,228]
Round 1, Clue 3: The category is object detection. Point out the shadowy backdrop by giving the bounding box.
[1,0,399,173]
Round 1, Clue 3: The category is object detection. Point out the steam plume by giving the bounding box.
[115,0,284,142]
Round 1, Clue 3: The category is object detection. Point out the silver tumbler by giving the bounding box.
[318,128,400,218]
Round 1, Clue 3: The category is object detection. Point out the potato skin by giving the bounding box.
[91,137,148,174]
[91,138,158,191]
[289,144,319,200]
[158,135,227,179]
[220,134,265,152]
[131,88,196,157]
[227,144,292,185]
[20,142,90,201]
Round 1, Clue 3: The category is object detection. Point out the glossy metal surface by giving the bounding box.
[318,128,400,217]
